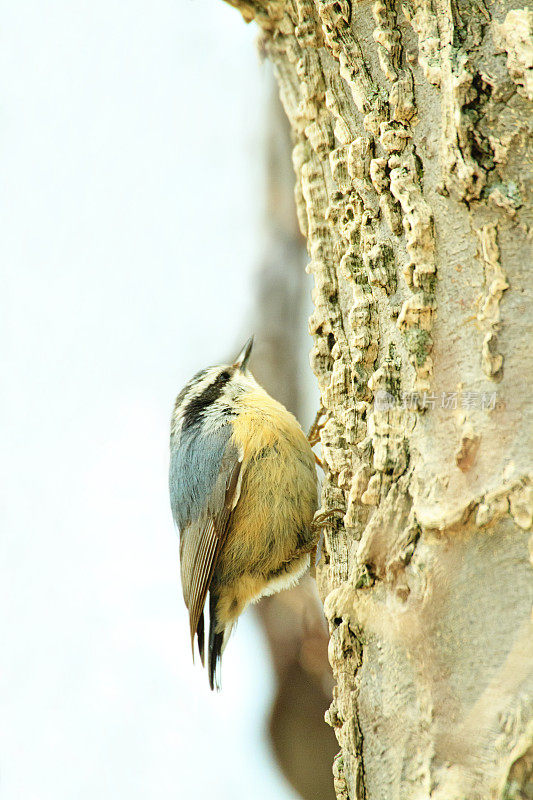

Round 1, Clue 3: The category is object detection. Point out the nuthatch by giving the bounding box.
[169,337,318,689]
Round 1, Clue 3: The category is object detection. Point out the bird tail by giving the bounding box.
[208,591,225,691]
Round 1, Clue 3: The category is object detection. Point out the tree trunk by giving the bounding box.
[248,79,339,800]
[224,2,533,799]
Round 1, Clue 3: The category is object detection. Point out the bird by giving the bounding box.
[169,336,318,689]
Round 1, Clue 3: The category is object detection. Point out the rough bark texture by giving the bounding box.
[224,2,533,799]
[249,81,338,800]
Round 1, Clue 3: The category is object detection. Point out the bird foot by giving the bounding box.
[307,405,326,448]
[312,508,345,530]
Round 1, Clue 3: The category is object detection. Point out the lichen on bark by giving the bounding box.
[222,1,533,798]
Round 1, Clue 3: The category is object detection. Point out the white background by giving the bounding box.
[2,2,302,798]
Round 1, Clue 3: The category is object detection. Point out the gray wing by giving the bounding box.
[169,425,242,660]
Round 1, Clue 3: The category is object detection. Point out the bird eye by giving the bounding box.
[219,371,230,381]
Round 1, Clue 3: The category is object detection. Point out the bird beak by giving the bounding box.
[233,336,254,370]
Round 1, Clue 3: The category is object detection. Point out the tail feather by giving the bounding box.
[189,609,205,666]
[208,592,224,691]
[196,611,205,666]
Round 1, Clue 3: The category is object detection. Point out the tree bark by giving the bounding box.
[248,79,339,800]
[224,2,533,799]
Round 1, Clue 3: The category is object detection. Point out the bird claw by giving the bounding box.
[312,508,345,530]
[307,405,326,447]
[313,452,324,470]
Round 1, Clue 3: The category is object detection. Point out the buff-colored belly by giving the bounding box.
[212,391,318,627]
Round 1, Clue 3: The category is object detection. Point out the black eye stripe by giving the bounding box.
[173,368,210,411]
[182,370,232,430]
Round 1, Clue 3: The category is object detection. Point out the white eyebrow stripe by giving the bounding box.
[171,367,223,438]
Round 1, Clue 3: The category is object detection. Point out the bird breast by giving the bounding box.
[215,389,318,585]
